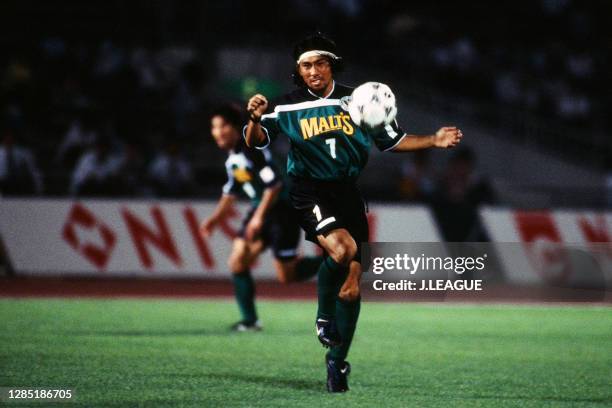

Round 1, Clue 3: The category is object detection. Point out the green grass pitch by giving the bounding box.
[1,299,611,407]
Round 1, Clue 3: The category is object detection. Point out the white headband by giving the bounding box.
[296,50,339,64]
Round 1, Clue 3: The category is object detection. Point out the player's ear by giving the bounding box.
[292,66,307,88]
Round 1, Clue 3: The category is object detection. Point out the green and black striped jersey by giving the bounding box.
[245,82,406,182]
[222,138,287,206]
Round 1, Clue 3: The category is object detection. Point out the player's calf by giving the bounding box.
[228,242,250,274]
[274,256,322,284]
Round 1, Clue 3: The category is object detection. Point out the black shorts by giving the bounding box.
[289,176,369,255]
[238,199,302,260]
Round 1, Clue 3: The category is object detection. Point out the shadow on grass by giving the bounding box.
[67,328,243,337]
[168,371,325,392]
[173,372,322,392]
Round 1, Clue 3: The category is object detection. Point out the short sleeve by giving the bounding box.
[256,149,282,188]
[369,120,407,152]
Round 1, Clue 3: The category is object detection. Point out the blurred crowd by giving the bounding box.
[396,147,495,241]
[329,0,608,126]
[1,40,209,198]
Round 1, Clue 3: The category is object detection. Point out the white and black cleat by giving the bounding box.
[316,318,342,348]
[326,356,351,393]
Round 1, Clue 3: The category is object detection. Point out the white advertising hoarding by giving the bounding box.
[0,199,440,278]
[481,207,611,286]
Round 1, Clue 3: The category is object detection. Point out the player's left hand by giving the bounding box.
[245,215,264,241]
[434,126,463,148]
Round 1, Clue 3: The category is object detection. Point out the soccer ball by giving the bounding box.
[347,82,397,129]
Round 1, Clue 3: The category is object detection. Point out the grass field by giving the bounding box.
[1,299,611,407]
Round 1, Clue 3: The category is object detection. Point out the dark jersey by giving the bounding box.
[222,139,286,206]
[244,82,407,182]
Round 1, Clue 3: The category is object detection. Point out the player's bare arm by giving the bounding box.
[390,127,463,152]
[200,193,236,237]
[245,182,282,241]
[244,94,269,147]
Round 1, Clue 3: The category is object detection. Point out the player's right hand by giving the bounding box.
[247,94,268,121]
[200,218,217,238]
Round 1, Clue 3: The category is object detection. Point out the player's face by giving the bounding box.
[211,116,239,150]
[298,56,333,93]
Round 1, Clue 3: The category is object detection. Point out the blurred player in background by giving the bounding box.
[201,104,322,331]
[245,33,462,392]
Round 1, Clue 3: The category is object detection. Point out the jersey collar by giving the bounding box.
[307,80,335,100]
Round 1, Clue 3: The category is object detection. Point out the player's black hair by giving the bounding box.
[292,32,344,87]
[209,104,244,130]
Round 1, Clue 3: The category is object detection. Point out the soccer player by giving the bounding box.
[244,34,463,392]
[201,104,322,331]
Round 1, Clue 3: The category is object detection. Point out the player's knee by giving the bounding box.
[228,255,248,274]
[330,239,357,266]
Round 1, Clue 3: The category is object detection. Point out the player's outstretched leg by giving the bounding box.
[228,238,262,332]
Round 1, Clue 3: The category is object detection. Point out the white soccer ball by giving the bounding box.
[347,82,397,129]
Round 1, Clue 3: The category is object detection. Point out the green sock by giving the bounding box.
[317,257,347,320]
[232,272,257,323]
[327,297,361,362]
[295,256,324,281]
